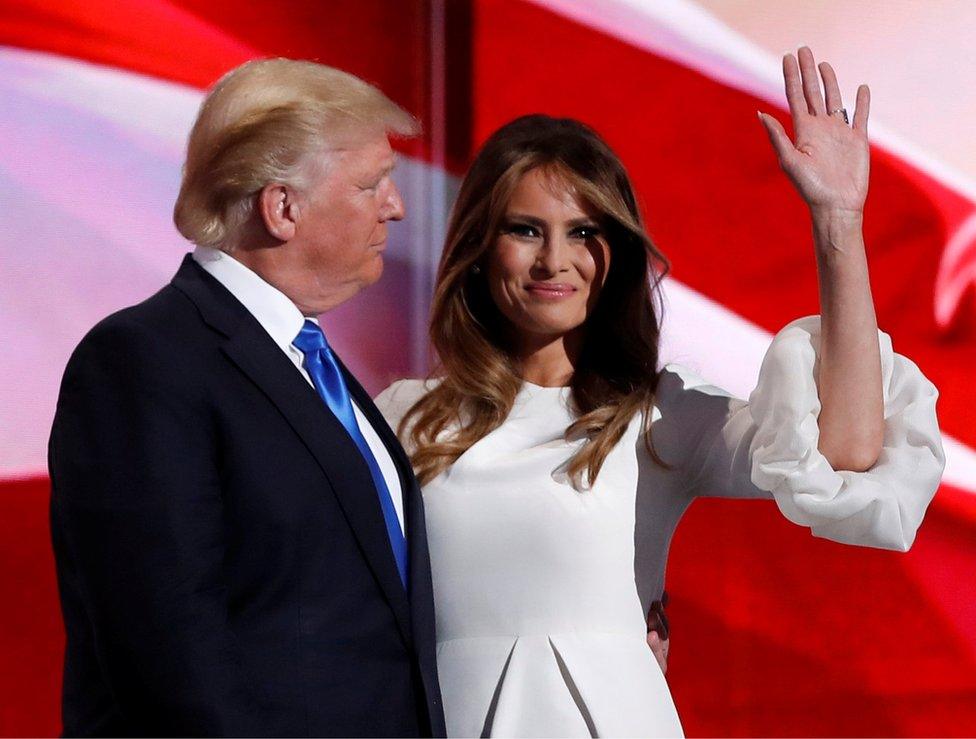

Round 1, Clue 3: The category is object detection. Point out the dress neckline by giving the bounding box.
[519,380,573,404]
[522,379,570,391]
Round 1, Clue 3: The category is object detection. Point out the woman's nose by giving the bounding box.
[533,235,567,275]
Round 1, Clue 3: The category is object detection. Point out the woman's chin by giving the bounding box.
[514,317,586,342]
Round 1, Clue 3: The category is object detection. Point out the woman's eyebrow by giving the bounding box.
[567,216,600,227]
[504,213,546,226]
[502,214,599,228]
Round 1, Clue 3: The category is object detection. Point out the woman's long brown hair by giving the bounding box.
[401,114,675,488]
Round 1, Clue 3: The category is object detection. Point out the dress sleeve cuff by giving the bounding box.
[747,315,946,551]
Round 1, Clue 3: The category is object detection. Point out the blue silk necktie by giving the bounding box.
[293,320,408,589]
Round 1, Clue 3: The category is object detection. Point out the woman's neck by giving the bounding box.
[516,330,582,388]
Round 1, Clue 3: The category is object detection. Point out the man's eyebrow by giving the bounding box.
[363,157,396,183]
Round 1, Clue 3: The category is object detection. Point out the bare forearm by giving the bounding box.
[811,208,884,471]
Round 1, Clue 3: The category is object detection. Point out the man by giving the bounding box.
[49,58,443,736]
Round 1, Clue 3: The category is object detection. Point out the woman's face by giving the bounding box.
[485,167,611,349]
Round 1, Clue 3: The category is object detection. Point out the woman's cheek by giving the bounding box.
[498,239,533,277]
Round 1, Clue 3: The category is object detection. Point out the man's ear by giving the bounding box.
[258,183,300,241]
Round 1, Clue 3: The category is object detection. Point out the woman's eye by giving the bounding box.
[503,223,540,238]
[571,225,602,240]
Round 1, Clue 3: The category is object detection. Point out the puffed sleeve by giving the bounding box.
[659,314,945,552]
[373,378,440,450]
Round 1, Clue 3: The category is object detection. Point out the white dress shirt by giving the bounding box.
[192,245,406,536]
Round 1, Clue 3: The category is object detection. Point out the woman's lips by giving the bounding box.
[525,282,578,299]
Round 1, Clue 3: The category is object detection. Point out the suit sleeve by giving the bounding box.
[49,318,250,735]
[656,314,945,552]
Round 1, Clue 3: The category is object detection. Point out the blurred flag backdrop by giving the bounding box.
[1,0,974,736]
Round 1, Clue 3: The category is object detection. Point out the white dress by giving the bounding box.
[373,315,945,738]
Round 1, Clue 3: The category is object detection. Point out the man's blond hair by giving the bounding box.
[173,58,420,249]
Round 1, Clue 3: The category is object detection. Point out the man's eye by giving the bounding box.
[361,175,386,191]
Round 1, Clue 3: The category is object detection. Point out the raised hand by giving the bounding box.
[758,46,870,218]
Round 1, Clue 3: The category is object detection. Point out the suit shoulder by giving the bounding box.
[84,284,194,340]
[64,284,202,386]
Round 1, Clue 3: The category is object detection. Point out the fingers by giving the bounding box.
[783,48,865,131]
[647,598,669,640]
[647,632,669,674]
[647,592,671,674]
[758,112,794,164]
[818,61,843,115]
[646,631,669,658]
[853,83,870,133]
[782,53,807,123]
[797,46,826,115]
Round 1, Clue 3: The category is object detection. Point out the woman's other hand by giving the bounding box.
[647,592,670,674]
[758,46,870,219]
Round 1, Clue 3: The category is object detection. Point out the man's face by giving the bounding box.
[291,133,405,313]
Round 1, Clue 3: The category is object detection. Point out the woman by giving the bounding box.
[375,48,944,737]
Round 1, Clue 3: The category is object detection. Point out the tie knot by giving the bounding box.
[293,319,330,355]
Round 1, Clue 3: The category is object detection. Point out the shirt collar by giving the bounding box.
[192,245,317,349]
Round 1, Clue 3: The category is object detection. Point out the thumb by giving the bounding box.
[757,111,794,164]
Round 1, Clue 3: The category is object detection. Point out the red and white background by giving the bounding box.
[1,1,974,736]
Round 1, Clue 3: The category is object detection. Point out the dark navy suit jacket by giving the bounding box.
[49,255,445,737]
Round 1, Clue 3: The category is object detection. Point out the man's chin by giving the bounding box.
[362,254,385,287]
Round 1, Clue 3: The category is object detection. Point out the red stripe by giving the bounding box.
[668,494,976,736]
[0,0,436,162]
[0,477,61,738]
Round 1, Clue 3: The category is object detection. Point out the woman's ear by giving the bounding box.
[258,183,299,241]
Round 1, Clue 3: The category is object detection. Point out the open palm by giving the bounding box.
[759,47,871,215]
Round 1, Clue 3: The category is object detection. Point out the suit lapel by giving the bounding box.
[338,361,430,604]
[172,256,412,645]
[340,362,445,734]
[339,361,419,526]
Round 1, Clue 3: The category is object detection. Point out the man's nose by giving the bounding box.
[383,181,406,221]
